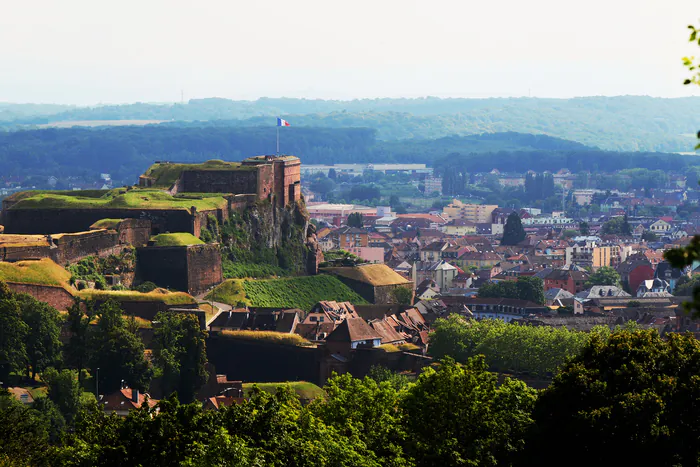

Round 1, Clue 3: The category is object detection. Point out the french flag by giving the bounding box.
[277,117,291,127]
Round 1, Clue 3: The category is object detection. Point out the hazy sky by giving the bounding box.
[1,0,699,105]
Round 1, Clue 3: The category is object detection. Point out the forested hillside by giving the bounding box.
[1,126,697,185]
[3,96,700,152]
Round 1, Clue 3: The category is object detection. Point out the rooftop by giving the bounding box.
[323,264,413,287]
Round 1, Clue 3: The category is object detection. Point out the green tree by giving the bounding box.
[328,168,337,179]
[601,215,631,236]
[585,266,621,287]
[525,330,700,466]
[515,276,545,305]
[392,286,414,305]
[64,299,97,382]
[42,367,83,425]
[310,177,335,199]
[402,358,536,467]
[16,294,62,378]
[683,23,700,149]
[0,388,50,466]
[666,236,700,315]
[152,312,208,403]
[347,212,364,228]
[501,213,526,245]
[642,231,659,242]
[578,221,590,236]
[90,300,152,392]
[0,290,29,375]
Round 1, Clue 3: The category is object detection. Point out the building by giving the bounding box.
[306,203,377,225]
[420,241,449,262]
[102,388,159,417]
[323,264,414,304]
[442,200,498,224]
[636,278,672,297]
[441,219,477,236]
[542,268,590,294]
[565,242,617,270]
[327,226,369,249]
[414,261,459,291]
[324,317,382,356]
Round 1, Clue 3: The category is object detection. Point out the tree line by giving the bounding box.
[5,327,700,466]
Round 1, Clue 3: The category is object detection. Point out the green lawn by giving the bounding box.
[0,259,72,288]
[219,330,313,347]
[150,233,204,247]
[243,381,325,401]
[90,218,124,229]
[142,160,255,187]
[78,289,196,306]
[207,275,367,311]
[9,188,227,211]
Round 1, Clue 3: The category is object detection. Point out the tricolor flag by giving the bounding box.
[277,117,291,127]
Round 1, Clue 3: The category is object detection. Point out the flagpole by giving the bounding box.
[276,118,280,156]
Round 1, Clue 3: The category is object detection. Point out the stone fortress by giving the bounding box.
[0,155,318,297]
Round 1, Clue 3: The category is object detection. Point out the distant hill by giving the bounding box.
[3,96,700,152]
[0,126,695,185]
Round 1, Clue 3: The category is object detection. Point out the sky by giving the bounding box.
[1,0,699,105]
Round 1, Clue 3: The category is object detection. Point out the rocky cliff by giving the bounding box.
[206,199,322,276]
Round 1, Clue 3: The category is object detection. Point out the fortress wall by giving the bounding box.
[1,245,51,261]
[280,159,302,206]
[186,244,222,295]
[50,230,122,265]
[256,164,274,201]
[6,282,75,311]
[136,246,189,292]
[181,170,259,194]
[117,219,152,247]
[2,208,197,235]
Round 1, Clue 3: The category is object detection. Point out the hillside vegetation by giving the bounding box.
[0,259,71,287]
[208,275,367,310]
[150,233,204,247]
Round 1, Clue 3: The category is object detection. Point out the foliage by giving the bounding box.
[15,293,62,378]
[429,315,591,377]
[601,215,632,236]
[683,23,700,149]
[501,213,526,245]
[585,266,621,287]
[0,258,72,288]
[42,368,83,426]
[666,236,700,315]
[672,274,700,297]
[320,249,367,267]
[402,357,536,467]
[579,221,590,235]
[77,288,196,306]
[0,388,50,466]
[153,312,208,403]
[220,330,313,347]
[209,275,367,311]
[67,250,135,288]
[642,230,659,242]
[347,212,364,228]
[0,294,29,375]
[478,276,545,305]
[132,281,158,293]
[392,286,414,305]
[526,330,700,466]
[222,260,288,279]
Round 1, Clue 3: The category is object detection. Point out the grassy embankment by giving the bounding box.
[7,188,227,211]
[89,218,124,229]
[0,258,195,306]
[150,233,204,247]
[219,330,313,347]
[243,381,325,401]
[142,159,255,188]
[207,275,367,311]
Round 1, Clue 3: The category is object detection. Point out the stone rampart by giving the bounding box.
[136,243,222,294]
[5,282,75,311]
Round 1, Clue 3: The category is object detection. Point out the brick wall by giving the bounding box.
[5,282,75,311]
[181,170,259,194]
[186,244,223,295]
[118,219,152,247]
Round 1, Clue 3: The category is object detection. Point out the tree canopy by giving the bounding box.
[501,213,527,245]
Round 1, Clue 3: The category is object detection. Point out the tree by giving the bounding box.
[601,215,631,236]
[310,177,335,199]
[90,300,152,393]
[0,388,50,466]
[327,168,337,179]
[642,231,659,242]
[42,368,83,425]
[16,294,62,378]
[0,292,28,375]
[152,312,208,403]
[501,213,526,245]
[515,276,545,305]
[525,330,700,466]
[585,266,621,287]
[347,212,364,228]
[684,23,700,149]
[392,287,414,306]
[64,299,97,383]
[579,221,590,236]
[402,358,536,466]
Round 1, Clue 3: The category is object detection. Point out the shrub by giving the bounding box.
[133,281,158,293]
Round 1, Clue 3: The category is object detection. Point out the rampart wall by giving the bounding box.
[2,208,205,236]
[5,282,75,311]
[136,243,222,294]
[181,170,259,194]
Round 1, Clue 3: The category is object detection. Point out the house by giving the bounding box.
[441,297,546,322]
[414,261,459,291]
[442,200,498,223]
[209,308,302,333]
[102,388,158,417]
[441,219,477,236]
[544,288,574,306]
[649,219,672,234]
[455,251,502,269]
[327,226,369,249]
[542,268,590,294]
[324,317,382,356]
[636,278,672,297]
[203,394,245,411]
[617,256,655,295]
[415,279,441,300]
[575,286,631,300]
[420,241,449,262]
[7,387,34,405]
[654,261,687,293]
